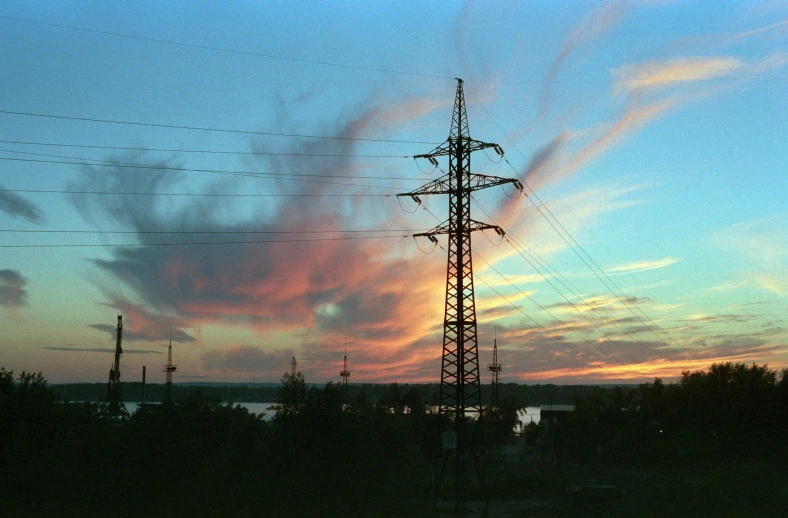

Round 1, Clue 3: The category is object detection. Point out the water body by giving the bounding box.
[125,402,541,425]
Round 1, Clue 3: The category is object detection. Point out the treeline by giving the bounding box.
[5,363,787,516]
[1,368,472,517]
[51,379,612,406]
[551,363,788,468]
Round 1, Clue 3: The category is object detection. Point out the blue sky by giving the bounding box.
[0,1,786,384]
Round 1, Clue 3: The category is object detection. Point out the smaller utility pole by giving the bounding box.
[339,349,351,403]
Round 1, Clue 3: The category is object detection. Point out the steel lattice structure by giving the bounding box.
[340,349,350,403]
[106,315,130,418]
[162,330,178,405]
[398,78,521,509]
[488,334,502,412]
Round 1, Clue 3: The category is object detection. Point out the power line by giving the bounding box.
[0,139,412,158]
[472,196,676,365]
[413,180,645,382]
[474,274,629,384]
[0,234,408,248]
[488,155,692,360]
[473,252,659,381]
[465,86,694,359]
[0,15,454,81]
[0,188,390,198]
[0,109,441,145]
[0,149,415,181]
[0,228,426,235]
[0,156,418,189]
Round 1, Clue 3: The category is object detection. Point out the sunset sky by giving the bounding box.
[1,1,786,385]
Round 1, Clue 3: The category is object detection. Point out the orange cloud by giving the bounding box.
[613,56,743,94]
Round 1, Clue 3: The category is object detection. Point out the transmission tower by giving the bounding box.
[141,366,146,406]
[162,328,178,405]
[106,315,130,418]
[339,349,351,403]
[397,78,521,512]
[290,356,298,377]
[487,331,502,412]
[487,331,503,461]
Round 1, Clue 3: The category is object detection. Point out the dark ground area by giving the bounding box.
[2,362,787,517]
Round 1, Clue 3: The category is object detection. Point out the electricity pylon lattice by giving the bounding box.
[487,333,502,412]
[339,349,350,403]
[106,315,130,419]
[398,78,521,511]
[162,329,178,405]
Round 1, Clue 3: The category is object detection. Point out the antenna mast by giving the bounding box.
[487,330,502,412]
[340,349,351,403]
[162,326,178,405]
[106,315,130,418]
[397,78,521,513]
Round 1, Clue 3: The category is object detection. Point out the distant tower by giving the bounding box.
[290,356,298,377]
[487,330,502,412]
[487,331,503,459]
[162,328,178,405]
[339,349,351,403]
[106,315,130,418]
[141,366,147,406]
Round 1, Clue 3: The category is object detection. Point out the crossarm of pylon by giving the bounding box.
[413,219,504,238]
[397,173,521,198]
[413,137,500,158]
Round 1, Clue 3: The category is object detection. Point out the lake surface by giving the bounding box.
[125,402,541,425]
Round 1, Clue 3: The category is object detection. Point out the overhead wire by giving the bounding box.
[418,190,657,381]
[472,196,676,365]
[0,15,454,81]
[469,89,690,354]
[502,158,695,359]
[473,253,657,382]
[473,273,630,384]
[474,249,655,376]
[0,188,391,198]
[0,155,417,191]
[0,228,427,235]
[0,139,412,158]
[0,12,687,375]
[0,234,410,248]
[0,150,421,181]
[467,84,691,357]
[0,109,441,145]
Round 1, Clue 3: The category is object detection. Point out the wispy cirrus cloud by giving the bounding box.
[0,186,44,223]
[613,56,743,94]
[709,280,748,292]
[606,256,679,275]
[538,0,632,119]
[41,346,162,355]
[713,215,787,295]
[67,99,449,380]
[88,294,196,343]
[612,53,787,95]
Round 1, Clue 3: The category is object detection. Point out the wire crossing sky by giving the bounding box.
[0,1,785,384]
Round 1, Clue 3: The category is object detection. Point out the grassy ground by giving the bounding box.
[406,459,788,517]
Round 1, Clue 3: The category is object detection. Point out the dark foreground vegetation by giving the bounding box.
[2,363,788,517]
[50,379,597,407]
